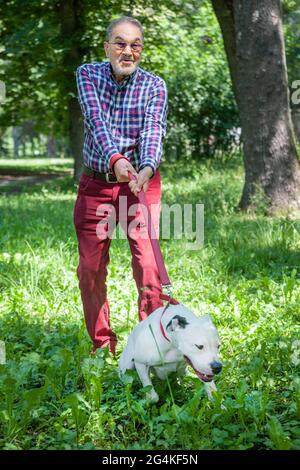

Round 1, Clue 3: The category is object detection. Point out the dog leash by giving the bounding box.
[128,171,179,342]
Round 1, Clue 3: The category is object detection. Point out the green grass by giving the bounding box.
[0,158,300,450]
[0,158,73,175]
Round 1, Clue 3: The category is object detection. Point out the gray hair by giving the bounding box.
[105,16,144,42]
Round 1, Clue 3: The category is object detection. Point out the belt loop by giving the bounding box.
[92,170,95,180]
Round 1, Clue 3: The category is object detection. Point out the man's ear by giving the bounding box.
[104,41,109,58]
[166,315,189,332]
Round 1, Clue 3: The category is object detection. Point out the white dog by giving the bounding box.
[119,303,222,403]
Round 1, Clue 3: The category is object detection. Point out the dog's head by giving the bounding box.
[166,313,222,383]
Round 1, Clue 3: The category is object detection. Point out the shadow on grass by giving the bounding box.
[0,174,77,196]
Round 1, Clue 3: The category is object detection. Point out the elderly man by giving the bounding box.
[74,16,168,355]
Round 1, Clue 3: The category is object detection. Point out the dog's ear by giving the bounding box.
[166,315,189,332]
[201,315,214,324]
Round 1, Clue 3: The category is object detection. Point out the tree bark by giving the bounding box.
[58,0,86,181]
[47,134,57,158]
[12,127,20,158]
[212,0,300,213]
[292,109,300,143]
[68,96,84,178]
[211,0,239,107]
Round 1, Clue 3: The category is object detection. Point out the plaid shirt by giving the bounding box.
[76,61,168,174]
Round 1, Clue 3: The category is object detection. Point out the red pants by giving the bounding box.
[73,170,163,353]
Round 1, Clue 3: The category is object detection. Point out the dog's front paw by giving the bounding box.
[146,388,159,404]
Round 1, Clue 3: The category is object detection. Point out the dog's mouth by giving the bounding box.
[184,355,214,383]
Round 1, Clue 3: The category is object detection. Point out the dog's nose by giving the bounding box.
[210,361,222,374]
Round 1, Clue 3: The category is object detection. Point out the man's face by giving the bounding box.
[104,22,143,82]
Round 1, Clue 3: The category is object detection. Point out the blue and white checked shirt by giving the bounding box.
[76,61,168,174]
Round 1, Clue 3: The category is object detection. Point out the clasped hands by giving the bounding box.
[113,158,153,197]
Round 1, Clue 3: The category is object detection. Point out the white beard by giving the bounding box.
[111,60,138,78]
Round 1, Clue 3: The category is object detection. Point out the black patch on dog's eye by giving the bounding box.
[166,315,189,330]
[196,344,204,350]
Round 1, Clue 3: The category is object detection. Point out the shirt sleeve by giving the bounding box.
[139,78,168,174]
[76,64,119,167]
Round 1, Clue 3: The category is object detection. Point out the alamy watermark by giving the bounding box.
[291,80,300,105]
[95,197,204,250]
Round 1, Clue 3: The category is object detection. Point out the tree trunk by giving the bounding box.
[68,96,84,179]
[12,127,20,158]
[47,135,57,158]
[212,0,300,213]
[211,0,239,107]
[58,0,86,181]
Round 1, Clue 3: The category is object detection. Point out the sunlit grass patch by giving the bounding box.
[0,158,73,175]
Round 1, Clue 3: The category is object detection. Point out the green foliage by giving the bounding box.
[150,2,239,159]
[0,0,64,132]
[0,0,198,133]
[1,0,299,161]
[0,159,300,449]
[0,0,237,159]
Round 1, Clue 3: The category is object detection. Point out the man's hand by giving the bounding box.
[128,166,153,197]
[113,158,138,182]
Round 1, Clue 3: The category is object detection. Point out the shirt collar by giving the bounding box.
[108,62,138,89]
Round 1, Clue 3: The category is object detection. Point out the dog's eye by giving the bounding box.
[195,345,204,350]
[217,345,220,349]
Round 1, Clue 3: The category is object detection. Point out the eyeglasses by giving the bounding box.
[110,42,143,52]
